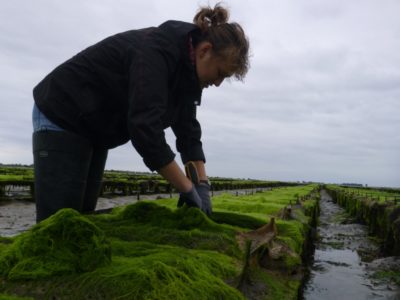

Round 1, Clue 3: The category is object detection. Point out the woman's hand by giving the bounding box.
[195,181,212,215]
[177,185,203,209]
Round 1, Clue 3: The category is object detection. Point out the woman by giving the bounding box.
[32,4,250,222]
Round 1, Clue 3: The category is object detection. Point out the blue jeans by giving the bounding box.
[32,103,64,132]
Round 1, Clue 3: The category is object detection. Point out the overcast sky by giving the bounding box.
[1,0,399,187]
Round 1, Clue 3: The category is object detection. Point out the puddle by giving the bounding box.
[302,190,400,299]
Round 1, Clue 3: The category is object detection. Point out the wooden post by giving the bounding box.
[0,184,4,197]
[29,182,34,199]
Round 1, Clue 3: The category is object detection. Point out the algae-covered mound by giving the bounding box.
[0,293,34,300]
[0,208,111,280]
[119,201,217,230]
[0,186,319,299]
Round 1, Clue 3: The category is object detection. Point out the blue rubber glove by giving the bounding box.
[177,186,203,210]
[195,182,212,216]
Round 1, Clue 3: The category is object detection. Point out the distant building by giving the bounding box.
[341,183,363,188]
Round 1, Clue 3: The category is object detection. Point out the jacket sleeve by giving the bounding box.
[171,104,206,164]
[127,43,176,171]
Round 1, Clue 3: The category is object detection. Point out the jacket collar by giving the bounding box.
[158,21,203,105]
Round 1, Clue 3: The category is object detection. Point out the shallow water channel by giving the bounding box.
[302,190,400,300]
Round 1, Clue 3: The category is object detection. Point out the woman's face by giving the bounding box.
[195,42,234,89]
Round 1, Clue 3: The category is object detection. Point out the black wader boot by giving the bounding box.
[33,130,107,222]
[82,148,108,213]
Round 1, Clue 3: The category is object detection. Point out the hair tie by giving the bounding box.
[204,16,212,27]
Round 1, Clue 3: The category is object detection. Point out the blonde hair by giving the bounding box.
[193,3,250,81]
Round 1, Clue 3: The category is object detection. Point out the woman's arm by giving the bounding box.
[193,160,208,181]
[158,160,193,192]
[158,160,208,192]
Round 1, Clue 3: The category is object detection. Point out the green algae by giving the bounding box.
[0,294,34,300]
[0,238,12,254]
[240,268,300,300]
[0,206,243,298]
[210,186,317,257]
[281,252,302,270]
[118,201,220,231]
[0,209,111,280]
[372,270,400,286]
[64,247,244,299]
[211,211,266,229]
[1,245,244,300]
[212,186,317,220]
[90,202,242,258]
[1,185,319,299]
[275,220,307,254]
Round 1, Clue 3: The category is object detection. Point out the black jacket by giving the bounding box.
[33,21,205,171]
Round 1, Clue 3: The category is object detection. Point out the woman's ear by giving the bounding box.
[196,41,213,59]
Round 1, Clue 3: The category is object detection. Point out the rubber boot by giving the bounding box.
[33,130,93,222]
[82,148,108,213]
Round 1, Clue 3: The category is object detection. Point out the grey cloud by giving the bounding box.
[0,0,399,187]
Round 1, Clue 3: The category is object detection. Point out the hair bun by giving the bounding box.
[193,3,229,32]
